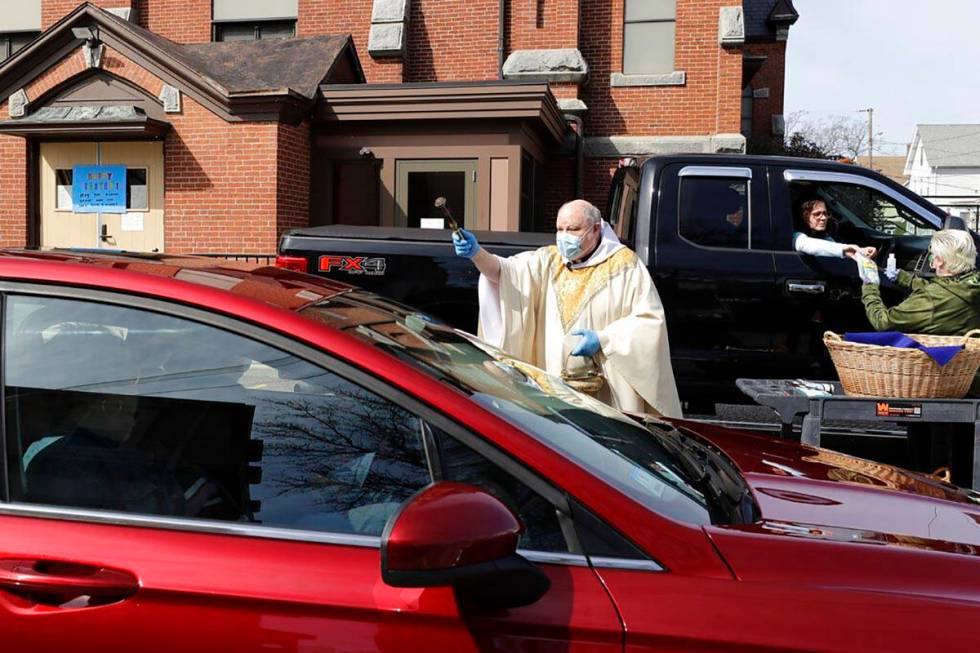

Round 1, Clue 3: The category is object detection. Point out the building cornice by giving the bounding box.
[316,81,567,143]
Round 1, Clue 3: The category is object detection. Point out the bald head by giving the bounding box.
[556,199,602,262]
[557,199,602,228]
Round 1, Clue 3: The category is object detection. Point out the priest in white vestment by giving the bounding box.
[453,199,683,418]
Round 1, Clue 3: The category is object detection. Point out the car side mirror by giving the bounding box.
[381,481,550,609]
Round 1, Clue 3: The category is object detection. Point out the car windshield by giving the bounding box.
[302,292,715,525]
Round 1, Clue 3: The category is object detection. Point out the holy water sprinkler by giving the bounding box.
[434,196,461,235]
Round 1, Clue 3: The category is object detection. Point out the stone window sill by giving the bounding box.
[610,71,686,87]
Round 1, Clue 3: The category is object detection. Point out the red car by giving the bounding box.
[0,250,977,652]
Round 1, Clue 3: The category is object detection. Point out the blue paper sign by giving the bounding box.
[72,165,127,213]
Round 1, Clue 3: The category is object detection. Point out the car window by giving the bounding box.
[678,176,750,249]
[431,425,569,553]
[4,295,431,537]
[788,181,936,248]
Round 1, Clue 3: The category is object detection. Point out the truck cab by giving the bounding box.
[608,155,950,403]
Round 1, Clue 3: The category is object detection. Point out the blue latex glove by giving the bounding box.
[570,329,601,356]
[453,229,480,258]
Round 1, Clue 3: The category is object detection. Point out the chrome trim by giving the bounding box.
[0,503,382,548]
[786,281,826,295]
[679,165,753,179]
[782,169,942,228]
[519,549,589,567]
[589,556,664,572]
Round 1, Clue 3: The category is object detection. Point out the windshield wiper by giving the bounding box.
[647,425,756,525]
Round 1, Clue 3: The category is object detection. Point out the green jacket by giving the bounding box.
[861,269,980,335]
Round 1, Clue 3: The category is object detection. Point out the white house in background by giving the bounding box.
[905,125,980,219]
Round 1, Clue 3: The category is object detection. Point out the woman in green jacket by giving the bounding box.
[860,228,980,484]
[861,229,980,336]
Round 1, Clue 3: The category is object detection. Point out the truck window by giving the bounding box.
[678,176,750,249]
[786,181,936,249]
[608,165,639,245]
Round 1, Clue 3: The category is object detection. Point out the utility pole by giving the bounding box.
[859,107,874,168]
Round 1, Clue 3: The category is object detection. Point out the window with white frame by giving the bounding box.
[212,0,297,42]
[623,0,676,75]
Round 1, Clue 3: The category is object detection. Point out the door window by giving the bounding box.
[4,295,431,537]
[678,176,751,249]
[395,159,477,229]
[54,169,73,211]
[53,167,149,212]
[126,168,148,211]
[792,181,936,241]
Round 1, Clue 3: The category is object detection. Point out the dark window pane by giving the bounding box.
[435,429,569,553]
[215,23,258,41]
[679,177,750,249]
[214,20,295,42]
[126,168,148,211]
[10,31,38,54]
[407,171,465,229]
[259,21,296,40]
[5,296,431,536]
[55,169,73,210]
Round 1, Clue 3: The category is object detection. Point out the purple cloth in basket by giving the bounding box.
[843,331,964,366]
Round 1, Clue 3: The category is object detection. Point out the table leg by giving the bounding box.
[973,421,980,491]
[801,415,821,447]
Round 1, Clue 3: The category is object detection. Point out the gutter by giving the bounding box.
[497,0,506,79]
[565,113,584,198]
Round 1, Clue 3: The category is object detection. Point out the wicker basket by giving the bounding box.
[823,330,980,398]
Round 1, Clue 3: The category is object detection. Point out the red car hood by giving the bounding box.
[671,419,980,553]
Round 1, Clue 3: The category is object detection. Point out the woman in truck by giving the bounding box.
[794,199,877,259]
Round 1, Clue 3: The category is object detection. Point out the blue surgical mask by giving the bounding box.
[556,232,583,261]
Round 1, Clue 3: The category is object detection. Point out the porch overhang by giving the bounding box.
[0,105,170,139]
[315,80,568,145]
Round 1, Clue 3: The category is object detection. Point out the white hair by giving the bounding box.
[930,229,977,275]
[558,199,602,227]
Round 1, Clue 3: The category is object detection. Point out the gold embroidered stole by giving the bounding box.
[548,246,637,332]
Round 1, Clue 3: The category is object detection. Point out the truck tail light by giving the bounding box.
[275,255,308,273]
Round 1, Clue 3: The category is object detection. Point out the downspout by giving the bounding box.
[564,114,584,199]
[497,0,506,78]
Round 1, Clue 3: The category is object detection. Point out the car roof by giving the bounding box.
[0,248,353,312]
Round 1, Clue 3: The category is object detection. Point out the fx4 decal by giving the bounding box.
[319,255,387,276]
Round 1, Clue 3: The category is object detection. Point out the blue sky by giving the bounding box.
[785,0,980,156]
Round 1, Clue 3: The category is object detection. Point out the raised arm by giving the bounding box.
[453,229,501,283]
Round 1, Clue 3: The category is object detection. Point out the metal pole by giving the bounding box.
[867,107,874,169]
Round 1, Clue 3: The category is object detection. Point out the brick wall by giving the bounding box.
[42,0,127,29]
[138,0,211,43]
[0,131,29,247]
[580,0,742,138]
[582,158,619,215]
[298,0,403,83]
[745,41,786,148]
[507,0,579,51]
[164,99,281,254]
[6,40,297,253]
[276,120,311,238]
[405,0,499,82]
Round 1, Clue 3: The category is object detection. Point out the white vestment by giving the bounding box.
[477,222,683,418]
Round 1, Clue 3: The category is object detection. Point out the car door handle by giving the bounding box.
[786,281,826,295]
[0,559,139,605]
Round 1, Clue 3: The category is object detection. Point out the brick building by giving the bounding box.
[0,1,797,254]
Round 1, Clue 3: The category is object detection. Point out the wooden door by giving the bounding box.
[39,142,99,248]
[39,141,165,252]
[101,141,165,252]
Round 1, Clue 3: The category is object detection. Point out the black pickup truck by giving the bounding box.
[278,154,954,405]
